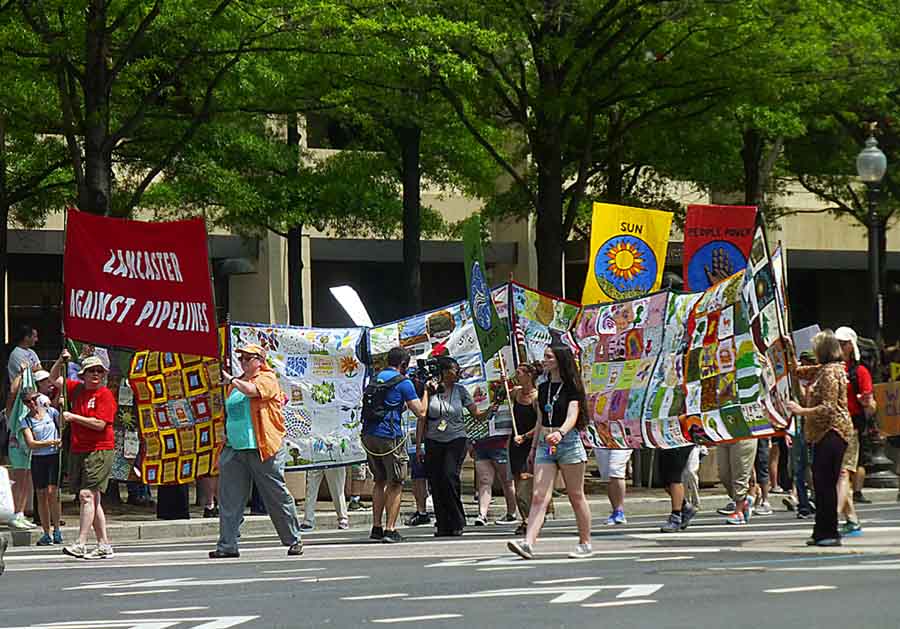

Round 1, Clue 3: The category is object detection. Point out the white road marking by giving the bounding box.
[407,584,663,604]
[765,585,837,594]
[121,608,210,615]
[581,599,657,608]
[68,575,340,591]
[428,555,638,568]
[635,556,694,562]
[533,576,605,585]
[0,617,259,629]
[778,565,900,572]
[103,590,180,597]
[371,614,462,623]
[477,566,535,571]
[341,593,409,601]
[308,575,370,582]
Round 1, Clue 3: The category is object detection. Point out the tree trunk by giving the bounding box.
[286,114,304,326]
[82,0,112,215]
[534,140,565,296]
[606,110,625,204]
[395,125,422,314]
[0,116,8,337]
[741,128,764,207]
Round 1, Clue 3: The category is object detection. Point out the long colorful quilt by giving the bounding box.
[574,292,668,448]
[369,299,512,439]
[129,351,226,484]
[228,323,368,470]
[509,282,581,365]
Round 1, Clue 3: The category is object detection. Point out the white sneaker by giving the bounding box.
[84,544,114,560]
[754,500,773,516]
[568,543,594,559]
[8,515,32,530]
[507,539,534,560]
[62,542,88,559]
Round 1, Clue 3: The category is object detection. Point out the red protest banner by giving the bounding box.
[683,204,757,291]
[63,208,218,357]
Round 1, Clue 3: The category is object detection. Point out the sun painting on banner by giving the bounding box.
[593,235,658,301]
[606,241,645,281]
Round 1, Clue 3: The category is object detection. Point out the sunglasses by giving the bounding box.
[24,397,39,404]
[238,354,261,362]
[84,368,105,375]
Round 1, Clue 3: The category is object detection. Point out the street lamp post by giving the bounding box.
[855,129,898,489]
[856,131,887,342]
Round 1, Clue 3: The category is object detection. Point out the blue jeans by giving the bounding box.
[216,443,302,553]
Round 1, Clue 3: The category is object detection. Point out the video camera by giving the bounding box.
[415,357,442,383]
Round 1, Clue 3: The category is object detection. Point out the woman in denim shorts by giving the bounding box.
[508,346,592,560]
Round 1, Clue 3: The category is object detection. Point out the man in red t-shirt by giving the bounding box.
[49,350,117,560]
[835,326,874,535]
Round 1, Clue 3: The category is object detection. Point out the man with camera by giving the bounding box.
[361,347,425,543]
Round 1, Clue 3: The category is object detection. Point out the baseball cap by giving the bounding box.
[834,326,860,361]
[34,370,50,382]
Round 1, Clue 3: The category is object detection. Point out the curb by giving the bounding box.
[4,488,898,547]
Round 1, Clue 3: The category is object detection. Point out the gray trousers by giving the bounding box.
[216,443,302,553]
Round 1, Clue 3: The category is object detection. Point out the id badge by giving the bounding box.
[437,419,448,432]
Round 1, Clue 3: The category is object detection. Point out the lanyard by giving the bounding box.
[543,382,562,426]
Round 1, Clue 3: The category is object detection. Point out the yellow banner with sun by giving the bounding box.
[581,202,674,304]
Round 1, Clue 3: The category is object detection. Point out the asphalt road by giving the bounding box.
[3,503,900,628]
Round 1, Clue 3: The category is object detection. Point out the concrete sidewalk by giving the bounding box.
[4,486,898,547]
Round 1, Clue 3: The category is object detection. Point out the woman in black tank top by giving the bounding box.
[508,363,540,535]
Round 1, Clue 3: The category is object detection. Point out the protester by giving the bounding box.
[835,326,873,533]
[716,439,758,525]
[403,451,432,527]
[362,347,425,544]
[472,427,518,526]
[785,350,817,519]
[6,324,41,384]
[209,343,303,558]
[403,375,431,527]
[788,330,855,547]
[67,344,96,381]
[595,447,632,525]
[752,438,773,516]
[34,370,58,409]
[21,388,63,545]
[302,466,350,530]
[658,445,698,532]
[347,463,369,512]
[508,346,593,559]
[509,363,540,535]
[5,365,37,530]
[418,356,496,537]
[198,475,218,518]
[682,445,707,510]
[50,351,117,559]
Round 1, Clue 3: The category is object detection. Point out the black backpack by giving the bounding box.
[361,373,406,427]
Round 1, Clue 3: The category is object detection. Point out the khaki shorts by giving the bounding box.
[361,434,407,484]
[842,431,860,472]
[68,449,115,493]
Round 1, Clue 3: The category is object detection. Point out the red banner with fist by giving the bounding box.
[63,209,218,357]
[683,204,758,291]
